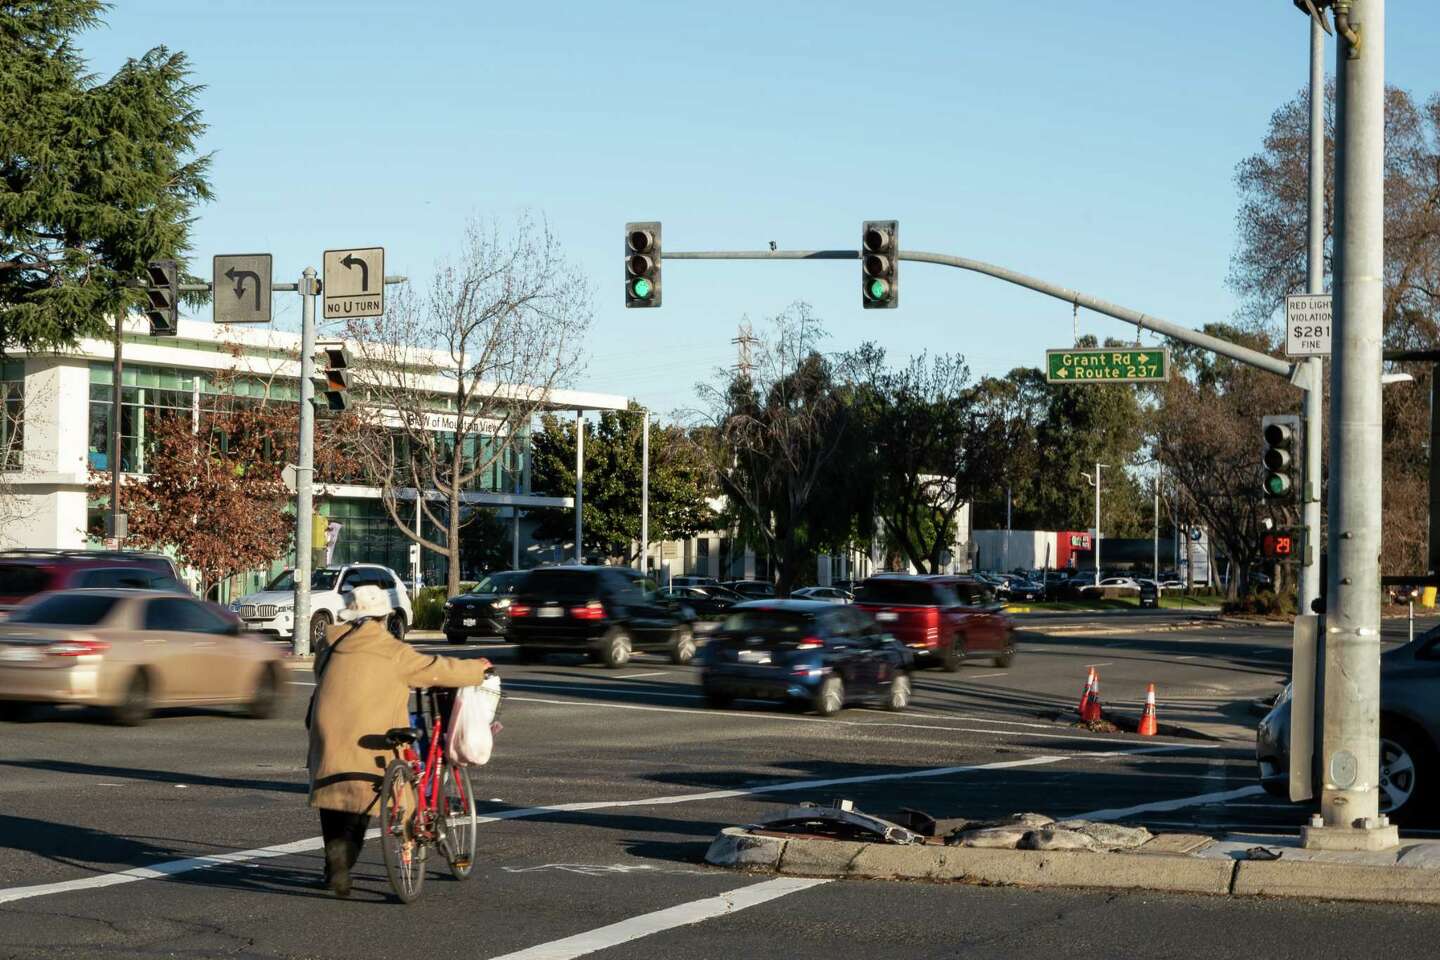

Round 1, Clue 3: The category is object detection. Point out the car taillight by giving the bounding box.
[796,636,823,649]
[923,607,940,647]
[509,604,532,618]
[570,601,606,620]
[48,638,109,657]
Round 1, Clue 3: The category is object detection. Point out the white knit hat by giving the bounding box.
[339,583,392,622]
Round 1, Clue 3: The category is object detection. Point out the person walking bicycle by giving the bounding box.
[306,584,492,898]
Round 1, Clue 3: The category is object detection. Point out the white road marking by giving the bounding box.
[483,877,830,960]
[616,671,668,679]
[1070,785,1266,821]
[507,681,698,700]
[961,672,1009,680]
[287,681,316,686]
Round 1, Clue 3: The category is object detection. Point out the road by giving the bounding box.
[2,611,1436,959]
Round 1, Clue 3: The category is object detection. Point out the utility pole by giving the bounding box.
[293,267,319,657]
[1005,484,1012,532]
[1301,5,1328,616]
[640,408,650,574]
[107,316,125,545]
[1153,467,1161,584]
[1305,0,1398,851]
[1080,464,1107,587]
[574,410,585,563]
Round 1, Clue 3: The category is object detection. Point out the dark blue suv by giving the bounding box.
[697,600,914,716]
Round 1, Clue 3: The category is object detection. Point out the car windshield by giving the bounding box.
[472,572,524,595]
[520,569,599,598]
[10,594,121,626]
[720,608,817,639]
[264,568,340,592]
[855,579,941,605]
[0,563,53,597]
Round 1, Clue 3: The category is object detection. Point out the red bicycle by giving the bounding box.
[378,687,479,903]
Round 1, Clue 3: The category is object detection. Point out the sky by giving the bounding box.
[76,1,1440,417]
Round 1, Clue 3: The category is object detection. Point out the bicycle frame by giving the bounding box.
[395,689,468,842]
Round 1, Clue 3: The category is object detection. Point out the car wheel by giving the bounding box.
[111,671,151,727]
[309,611,331,650]
[1379,724,1437,825]
[601,630,631,669]
[246,665,281,719]
[813,676,844,717]
[669,625,696,665]
[387,611,407,640]
[942,636,963,672]
[703,686,734,709]
[993,634,1016,668]
[885,672,912,712]
[445,632,466,645]
[0,700,33,723]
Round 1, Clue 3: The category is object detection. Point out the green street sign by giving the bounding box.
[1045,347,1170,384]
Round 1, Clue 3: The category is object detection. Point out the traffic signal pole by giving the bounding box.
[1301,11,1327,616]
[294,267,318,657]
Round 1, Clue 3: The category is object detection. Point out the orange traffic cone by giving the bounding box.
[1077,667,1096,719]
[1138,683,1158,736]
[1081,670,1104,723]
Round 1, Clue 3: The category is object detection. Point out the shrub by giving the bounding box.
[1222,590,1297,618]
[412,586,450,630]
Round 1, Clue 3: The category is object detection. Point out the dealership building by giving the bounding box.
[1,316,627,592]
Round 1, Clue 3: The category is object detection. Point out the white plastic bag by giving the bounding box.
[447,673,502,767]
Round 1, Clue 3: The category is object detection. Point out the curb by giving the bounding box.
[705,828,1440,905]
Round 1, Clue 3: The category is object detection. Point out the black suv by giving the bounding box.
[506,565,698,668]
[443,570,526,644]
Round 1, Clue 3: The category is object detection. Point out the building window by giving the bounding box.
[1,361,22,471]
[696,537,709,576]
[88,364,196,474]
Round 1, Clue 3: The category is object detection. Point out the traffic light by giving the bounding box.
[625,222,661,308]
[861,220,898,309]
[315,342,351,412]
[1261,530,1296,560]
[1261,414,1301,500]
[144,260,179,336]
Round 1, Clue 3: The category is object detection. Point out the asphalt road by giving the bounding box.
[2,611,1437,959]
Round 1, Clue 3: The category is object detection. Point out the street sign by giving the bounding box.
[322,247,384,319]
[213,254,273,324]
[1045,347,1169,384]
[1285,294,1332,356]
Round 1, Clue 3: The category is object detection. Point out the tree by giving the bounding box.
[848,347,976,573]
[343,215,592,594]
[92,389,294,599]
[1,0,212,353]
[529,403,717,564]
[1231,83,1440,575]
[694,304,860,594]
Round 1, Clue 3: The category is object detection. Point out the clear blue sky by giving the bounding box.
[78,2,1440,416]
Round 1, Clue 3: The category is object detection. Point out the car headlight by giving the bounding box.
[229,602,241,612]
[444,601,454,610]
[493,598,513,610]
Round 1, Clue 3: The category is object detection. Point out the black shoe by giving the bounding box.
[324,839,353,898]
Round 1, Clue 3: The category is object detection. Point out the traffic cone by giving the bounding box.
[1081,670,1104,723]
[1077,667,1095,719]
[1138,683,1158,736]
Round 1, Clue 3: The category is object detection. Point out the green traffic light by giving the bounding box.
[1265,473,1290,496]
[631,277,653,300]
[867,278,889,301]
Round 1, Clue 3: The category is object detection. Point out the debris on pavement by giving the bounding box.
[751,799,921,845]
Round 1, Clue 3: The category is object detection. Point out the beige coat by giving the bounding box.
[306,618,492,813]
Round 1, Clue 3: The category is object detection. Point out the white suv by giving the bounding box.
[231,563,413,648]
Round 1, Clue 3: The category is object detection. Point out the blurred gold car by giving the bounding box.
[0,589,287,725]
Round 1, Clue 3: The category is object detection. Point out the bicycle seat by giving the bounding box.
[384,726,422,747]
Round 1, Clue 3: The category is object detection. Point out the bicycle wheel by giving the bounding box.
[378,760,427,903]
[440,764,477,880]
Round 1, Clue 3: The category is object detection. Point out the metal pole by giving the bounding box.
[293,267,317,657]
[1306,0,1397,850]
[1301,13,1328,616]
[107,315,124,543]
[640,409,650,573]
[574,410,584,564]
[512,447,521,571]
[1005,485,1012,531]
[1094,463,1102,587]
[1153,469,1160,584]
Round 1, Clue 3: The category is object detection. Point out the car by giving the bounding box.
[852,574,1015,671]
[0,589,286,725]
[697,600,914,716]
[443,570,526,644]
[999,577,1045,602]
[1138,580,1160,608]
[671,576,721,588]
[655,585,739,618]
[506,565,698,668]
[724,579,778,599]
[230,563,413,649]
[1097,576,1141,592]
[1257,628,1440,825]
[0,549,188,616]
[791,586,852,604]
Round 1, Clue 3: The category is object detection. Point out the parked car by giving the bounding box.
[791,586,852,604]
[1257,629,1440,825]
[656,585,739,618]
[671,576,721,588]
[0,590,285,725]
[724,579,777,599]
[230,563,413,648]
[0,550,187,616]
[507,565,698,667]
[1097,576,1141,592]
[697,600,914,716]
[443,570,526,644]
[998,577,1045,602]
[1138,580,1160,608]
[852,574,1015,671]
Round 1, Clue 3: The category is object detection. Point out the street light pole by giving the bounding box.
[293,267,318,657]
[1301,7,1328,616]
[1080,464,1107,587]
[640,408,650,574]
[1305,0,1398,851]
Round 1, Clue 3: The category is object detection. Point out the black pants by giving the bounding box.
[319,809,371,881]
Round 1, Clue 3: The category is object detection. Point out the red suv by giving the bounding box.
[853,574,1015,670]
[0,550,188,616]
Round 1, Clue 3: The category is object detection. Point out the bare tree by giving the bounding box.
[343,215,591,594]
